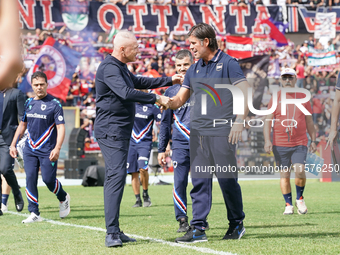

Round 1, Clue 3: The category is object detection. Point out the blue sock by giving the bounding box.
[296,185,305,200]
[2,194,9,205]
[283,193,292,205]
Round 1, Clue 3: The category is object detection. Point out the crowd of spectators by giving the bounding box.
[16,15,340,153]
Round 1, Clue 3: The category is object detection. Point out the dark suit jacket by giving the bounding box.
[1,88,25,146]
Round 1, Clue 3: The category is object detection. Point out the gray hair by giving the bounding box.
[175,49,193,63]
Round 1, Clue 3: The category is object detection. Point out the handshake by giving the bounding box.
[156,95,173,110]
[155,73,184,110]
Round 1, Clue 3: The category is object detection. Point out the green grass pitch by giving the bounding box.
[1,179,340,255]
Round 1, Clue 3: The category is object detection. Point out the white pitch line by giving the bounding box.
[6,211,237,255]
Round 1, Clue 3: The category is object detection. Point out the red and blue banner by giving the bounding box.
[19,1,340,34]
[23,37,81,101]
[306,51,337,66]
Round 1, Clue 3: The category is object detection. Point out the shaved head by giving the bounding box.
[113,31,137,51]
[112,30,139,63]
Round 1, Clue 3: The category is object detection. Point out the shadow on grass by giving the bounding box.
[144,204,174,208]
[42,205,104,210]
[307,211,340,215]
[168,231,340,240]
[211,223,317,230]
[245,231,340,239]
[60,215,105,220]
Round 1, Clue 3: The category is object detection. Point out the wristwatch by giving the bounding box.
[235,118,244,124]
[155,94,160,102]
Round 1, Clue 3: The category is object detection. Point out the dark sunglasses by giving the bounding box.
[281,76,295,81]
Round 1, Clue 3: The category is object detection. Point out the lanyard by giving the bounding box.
[285,93,297,142]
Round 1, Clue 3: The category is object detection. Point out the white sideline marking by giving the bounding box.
[6,211,236,255]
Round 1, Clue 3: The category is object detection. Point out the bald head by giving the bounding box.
[113,31,137,51]
[112,31,139,63]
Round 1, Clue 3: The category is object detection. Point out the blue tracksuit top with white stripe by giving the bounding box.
[131,103,161,145]
[22,94,65,156]
[158,84,191,152]
[94,55,172,140]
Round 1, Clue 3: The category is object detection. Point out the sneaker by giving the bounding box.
[1,203,8,212]
[14,192,24,212]
[283,203,294,215]
[105,233,123,247]
[177,217,190,233]
[223,222,245,240]
[59,193,71,218]
[22,212,43,223]
[143,196,152,207]
[296,197,308,214]
[175,226,208,243]
[132,200,142,208]
[119,231,136,243]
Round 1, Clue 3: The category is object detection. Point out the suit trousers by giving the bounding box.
[0,135,21,197]
[97,136,130,234]
[190,135,245,229]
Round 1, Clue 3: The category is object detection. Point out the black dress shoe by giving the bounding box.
[14,192,24,212]
[119,231,136,242]
[105,233,123,247]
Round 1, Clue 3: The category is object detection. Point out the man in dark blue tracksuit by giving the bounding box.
[158,49,192,233]
[127,99,161,207]
[94,31,182,247]
[168,24,250,243]
[10,71,70,223]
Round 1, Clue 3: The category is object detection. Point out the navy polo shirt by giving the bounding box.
[182,49,246,136]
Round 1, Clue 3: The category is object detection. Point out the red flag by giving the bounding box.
[259,18,288,46]
[226,36,253,59]
[26,37,81,101]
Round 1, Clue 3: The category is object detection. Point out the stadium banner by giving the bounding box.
[226,36,253,59]
[19,1,340,34]
[239,55,270,113]
[314,12,336,39]
[306,51,337,66]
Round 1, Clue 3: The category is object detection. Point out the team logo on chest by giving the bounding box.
[41,104,46,111]
[216,63,223,71]
[143,106,148,112]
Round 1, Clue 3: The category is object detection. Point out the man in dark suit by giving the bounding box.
[0,87,25,215]
[95,31,182,247]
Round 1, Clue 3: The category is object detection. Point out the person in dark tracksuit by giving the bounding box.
[168,23,250,243]
[127,98,161,208]
[0,86,25,215]
[94,31,183,248]
[158,49,193,233]
[10,71,70,223]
